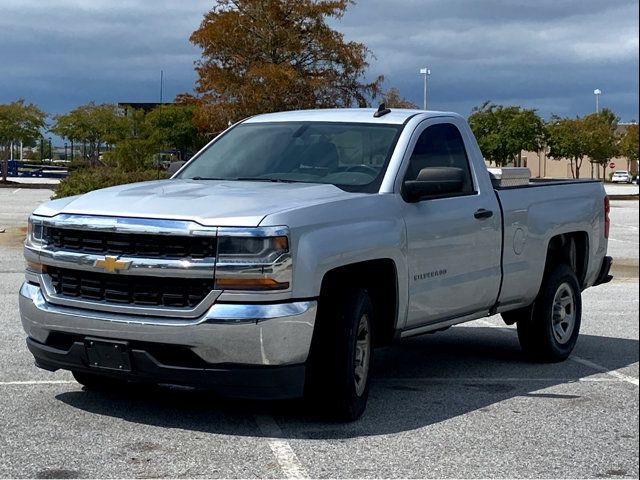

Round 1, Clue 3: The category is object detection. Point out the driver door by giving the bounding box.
[402,120,502,328]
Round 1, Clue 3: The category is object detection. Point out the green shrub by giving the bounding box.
[54,167,166,199]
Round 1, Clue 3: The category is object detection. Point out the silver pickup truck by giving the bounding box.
[20,107,613,420]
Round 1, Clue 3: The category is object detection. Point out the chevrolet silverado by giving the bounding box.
[20,107,613,420]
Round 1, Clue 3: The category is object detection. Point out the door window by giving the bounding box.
[404,123,475,195]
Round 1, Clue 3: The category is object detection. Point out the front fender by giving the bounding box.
[263,194,409,329]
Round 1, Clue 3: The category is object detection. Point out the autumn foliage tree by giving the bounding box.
[189,0,382,134]
[382,87,417,109]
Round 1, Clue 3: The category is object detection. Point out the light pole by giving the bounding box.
[420,67,431,110]
[594,88,602,113]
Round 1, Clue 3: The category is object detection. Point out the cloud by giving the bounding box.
[336,0,639,119]
[0,0,638,121]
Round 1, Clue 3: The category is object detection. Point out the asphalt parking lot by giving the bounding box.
[0,187,638,479]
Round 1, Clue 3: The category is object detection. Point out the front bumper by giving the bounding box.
[19,282,317,398]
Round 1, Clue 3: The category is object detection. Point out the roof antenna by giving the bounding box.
[373,102,391,118]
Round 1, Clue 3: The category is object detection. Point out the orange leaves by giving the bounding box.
[188,0,381,133]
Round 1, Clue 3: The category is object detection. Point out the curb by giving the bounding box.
[0,182,56,190]
[609,194,639,201]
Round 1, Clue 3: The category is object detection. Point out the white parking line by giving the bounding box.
[608,237,638,244]
[612,223,639,231]
[254,414,309,479]
[0,380,75,385]
[377,377,621,383]
[477,319,639,386]
[569,356,639,386]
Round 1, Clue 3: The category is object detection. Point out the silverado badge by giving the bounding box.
[94,256,131,273]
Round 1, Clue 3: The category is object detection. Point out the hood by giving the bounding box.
[34,179,360,227]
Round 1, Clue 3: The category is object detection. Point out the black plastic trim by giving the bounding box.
[27,337,306,400]
[593,256,613,286]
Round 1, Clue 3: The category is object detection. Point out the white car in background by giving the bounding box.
[611,171,633,184]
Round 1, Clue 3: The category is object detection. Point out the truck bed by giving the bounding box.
[494,179,607,312]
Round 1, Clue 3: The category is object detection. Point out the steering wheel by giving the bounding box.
[344,165,379,175]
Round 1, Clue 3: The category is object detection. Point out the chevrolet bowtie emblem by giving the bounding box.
[94,256,131,273]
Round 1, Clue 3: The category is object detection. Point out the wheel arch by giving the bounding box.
[543,231,589,289]
[319,259,399,346]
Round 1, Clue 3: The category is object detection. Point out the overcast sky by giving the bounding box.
[1,0,638,124]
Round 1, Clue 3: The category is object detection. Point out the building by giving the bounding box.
[513,123,638,179]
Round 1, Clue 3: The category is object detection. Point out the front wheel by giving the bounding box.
[517,264,582,362]
[305,288,374,421]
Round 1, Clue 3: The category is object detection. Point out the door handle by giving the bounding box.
[474,208,494,220]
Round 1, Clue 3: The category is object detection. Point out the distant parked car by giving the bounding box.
[611,171,633,184]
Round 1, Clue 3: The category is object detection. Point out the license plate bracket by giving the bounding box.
[85,338,132,372]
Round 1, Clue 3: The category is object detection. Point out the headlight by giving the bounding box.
[25,216,47,276]
[26,216,46,247]
[215,235,291,291]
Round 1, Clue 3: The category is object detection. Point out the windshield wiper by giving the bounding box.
[190,176,225,180]
[236,177,302,183]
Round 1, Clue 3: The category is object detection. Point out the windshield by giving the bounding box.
[175,121,403,192]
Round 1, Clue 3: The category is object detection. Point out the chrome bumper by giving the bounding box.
[19,282,317,366]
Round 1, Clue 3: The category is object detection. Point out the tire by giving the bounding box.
[517,264,582,362]
[305,288,374,421]
[72,370,130,391]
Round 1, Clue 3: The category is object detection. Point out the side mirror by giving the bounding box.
[403,167,464,202]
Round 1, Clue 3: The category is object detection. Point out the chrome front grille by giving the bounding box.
[44,226,217,259]
[48,266,215,308]
[26,216,222,317]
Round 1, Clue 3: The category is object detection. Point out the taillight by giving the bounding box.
[604,196,610,238]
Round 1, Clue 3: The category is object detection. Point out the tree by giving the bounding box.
[468,102,546,166]
[143,104,204,161]
[582,109,619,181]
[382,87,417,109]
[36,137,53,161]
[546,116,587,179]
[189,0,382,134]
[51,103,128,164]
[0,99,47,181]
[101,104,205,171]
[619,123,639,174]
[102,137,158,172]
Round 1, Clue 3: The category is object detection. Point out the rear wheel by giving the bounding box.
[305,288,374,421]
[517,264,582,362]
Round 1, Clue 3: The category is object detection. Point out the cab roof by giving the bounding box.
[243,108,462,125]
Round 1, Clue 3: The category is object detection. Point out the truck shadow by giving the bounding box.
[55,327,638,439]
